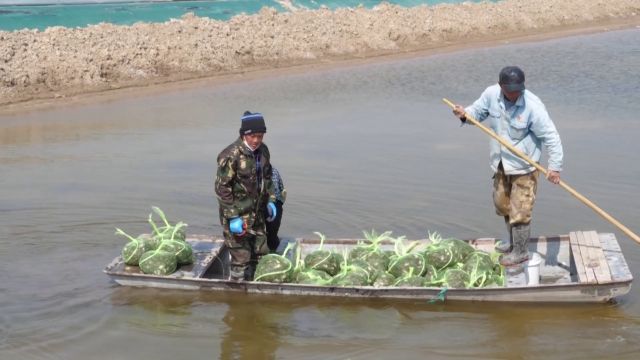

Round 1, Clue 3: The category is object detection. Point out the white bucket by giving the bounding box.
[525,252,542,286]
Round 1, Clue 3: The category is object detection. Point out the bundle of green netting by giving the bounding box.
[116,206,193,276]
[254,230,505,288]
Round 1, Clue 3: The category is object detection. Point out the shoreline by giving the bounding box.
[1,0,639,115]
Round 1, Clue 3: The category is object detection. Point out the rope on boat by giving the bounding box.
[428,288,448,303]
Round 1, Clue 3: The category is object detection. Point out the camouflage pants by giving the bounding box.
[493,163,538,225]
[221,214,269,280]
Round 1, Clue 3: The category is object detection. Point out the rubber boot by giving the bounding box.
[495,216,513,254]
[499,223,530,266]
[229,266,246,282]
[244,262,256,282]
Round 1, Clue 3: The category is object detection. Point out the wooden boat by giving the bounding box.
[103,230,633,303]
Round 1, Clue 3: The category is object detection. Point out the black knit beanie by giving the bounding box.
[239,111,267,135]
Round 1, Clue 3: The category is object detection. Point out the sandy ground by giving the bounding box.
[0,0,639,113]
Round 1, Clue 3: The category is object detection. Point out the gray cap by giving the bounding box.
[499,66,525,92]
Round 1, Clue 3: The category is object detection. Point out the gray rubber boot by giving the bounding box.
[229,266,246,282]
[495,216,513,254]
[499,223,530,266]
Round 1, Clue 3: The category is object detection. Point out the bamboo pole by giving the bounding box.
[443,97,640,245]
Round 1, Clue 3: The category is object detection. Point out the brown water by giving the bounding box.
[1,29,639,359]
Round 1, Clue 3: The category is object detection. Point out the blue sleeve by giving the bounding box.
[465,86,493,123]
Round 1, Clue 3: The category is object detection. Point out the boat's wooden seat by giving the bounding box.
[569,230,612,284]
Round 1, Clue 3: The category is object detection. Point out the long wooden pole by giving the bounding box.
[442,98,640,245]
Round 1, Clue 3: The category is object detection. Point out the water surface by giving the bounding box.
[1,28,639,359]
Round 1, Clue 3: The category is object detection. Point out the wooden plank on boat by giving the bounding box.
[576,231,598,284]
[599,233,632,282]
[583,230,612,283]
[569,231,590,284]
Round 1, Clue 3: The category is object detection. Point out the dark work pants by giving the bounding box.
[265,200,283,253]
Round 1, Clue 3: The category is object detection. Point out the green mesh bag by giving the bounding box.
[305,251,341,276]
[255,243,295,283]
[348,258,378,279]
[331,269,369,286]
[157,239,193,265]
[387,236,427,278]
[394,275,425,287]
[423,246,454,270]
[139,233,161,251]
[442,239,475,263]
[423,233,475,270]
[486,273,505,287]
[121,241,146,266]
[348,230,392,261]
[442,268,470,288]
[422,264,442,287]
[348,246,371,261]
[153,226,186,242]
[463,251,504,287]
[384,250,397,262]
[388,253,426,278]
[304,232,341,276]
[372,271,396,287]
[295,269,332,285]
[331,252,371,286]
[139,249,178,275]
[148,206,187,242]
[116,228,150,266]
[359,250,390,273]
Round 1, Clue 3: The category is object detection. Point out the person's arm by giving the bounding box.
[465,87,493,122]
[452,86,493,124]
[215,155,242,219]
[529,104,563,184]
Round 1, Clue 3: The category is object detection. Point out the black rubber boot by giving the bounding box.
[499,223,530,267]
[244,262,256,281]
[495,216,513,254]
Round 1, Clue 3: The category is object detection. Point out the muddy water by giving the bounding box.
[1,29,639,359]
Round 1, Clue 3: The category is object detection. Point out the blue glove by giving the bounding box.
[266,202,277,222]
[229,217,244,234]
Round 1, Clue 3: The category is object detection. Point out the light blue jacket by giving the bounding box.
[465,84,563,175]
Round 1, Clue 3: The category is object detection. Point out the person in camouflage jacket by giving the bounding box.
[215,111,277,281]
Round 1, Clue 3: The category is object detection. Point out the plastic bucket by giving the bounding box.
[525,252,542,286]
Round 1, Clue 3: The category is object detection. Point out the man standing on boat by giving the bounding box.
[451,66,564,266]
[215,111,277,281]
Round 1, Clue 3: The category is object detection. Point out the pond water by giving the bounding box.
[1,28,639,359]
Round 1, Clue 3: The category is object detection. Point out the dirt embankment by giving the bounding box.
[0,0,638,106]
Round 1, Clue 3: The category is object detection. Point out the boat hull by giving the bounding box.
[104,231,633,303]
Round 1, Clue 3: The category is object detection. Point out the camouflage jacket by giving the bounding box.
[215,137,276,222]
